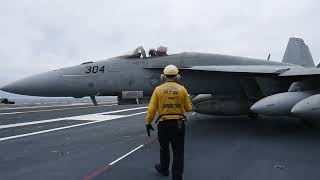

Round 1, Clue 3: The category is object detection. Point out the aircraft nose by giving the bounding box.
[1,71,64,96]
[1,83,17,93]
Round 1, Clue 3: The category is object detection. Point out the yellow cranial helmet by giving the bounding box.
[163,64,179,75]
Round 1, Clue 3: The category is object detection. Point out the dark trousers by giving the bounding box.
[158,120,185,180]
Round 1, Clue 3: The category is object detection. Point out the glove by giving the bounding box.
[146,124,155,137]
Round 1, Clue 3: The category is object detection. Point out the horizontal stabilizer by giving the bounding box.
[282,37,315,67]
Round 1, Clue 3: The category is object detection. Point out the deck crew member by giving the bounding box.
[146,64,192,180]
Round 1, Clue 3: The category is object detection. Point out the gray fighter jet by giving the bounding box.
[2,38,320,119]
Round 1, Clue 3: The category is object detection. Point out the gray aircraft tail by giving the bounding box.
[282,37,315,67]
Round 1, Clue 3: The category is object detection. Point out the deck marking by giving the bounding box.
[0,115,124,129]
[0,102,114,111]
[0,111,147,142]
[0,106,147,129]
[0,104,117,116]
[109,145,144,165]
[68,114,125,121]
[83,136,157,180]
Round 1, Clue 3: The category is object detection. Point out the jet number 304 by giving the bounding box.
[85,66,105,73]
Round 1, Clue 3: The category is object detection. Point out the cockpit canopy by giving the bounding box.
[120,46,168,59]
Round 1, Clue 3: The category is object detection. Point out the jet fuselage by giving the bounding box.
[1,52,292,99]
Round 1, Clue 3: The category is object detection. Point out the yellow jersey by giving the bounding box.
[146,81,192,124]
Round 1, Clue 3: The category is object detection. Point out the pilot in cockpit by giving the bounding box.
[156,46,168,56]
[149,46,168,57]
[149,48,156,57]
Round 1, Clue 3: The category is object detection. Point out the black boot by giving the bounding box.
[155,164,169,176]
[172,174,183,180]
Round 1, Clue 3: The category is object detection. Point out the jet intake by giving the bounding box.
[191,94,250,115]
[250,91,317,116]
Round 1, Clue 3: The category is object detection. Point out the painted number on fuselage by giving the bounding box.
[85,66,105,73]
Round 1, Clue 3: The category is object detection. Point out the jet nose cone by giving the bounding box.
[1,84,12,92]
[1,82,23,94]
[1,71,63,96]
[1,78,37,95]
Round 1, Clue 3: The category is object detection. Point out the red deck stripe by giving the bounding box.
[83,164,111,180]
[83,137,157,180]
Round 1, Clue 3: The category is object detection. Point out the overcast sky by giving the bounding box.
[0,0,319,90]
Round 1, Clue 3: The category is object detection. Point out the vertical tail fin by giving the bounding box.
[282,37,315,67]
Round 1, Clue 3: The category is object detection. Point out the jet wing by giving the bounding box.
[188,65,292,74]
[279,67,320,76]
[146,65,320,77]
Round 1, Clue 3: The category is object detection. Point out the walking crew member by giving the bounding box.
[146,64,192,180]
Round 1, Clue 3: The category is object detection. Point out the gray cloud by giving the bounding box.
[0,0,319,87]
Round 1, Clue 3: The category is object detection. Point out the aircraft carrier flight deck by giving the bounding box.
[1,99,320,180]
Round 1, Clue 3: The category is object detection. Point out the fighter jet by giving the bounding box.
[2,38,320,119]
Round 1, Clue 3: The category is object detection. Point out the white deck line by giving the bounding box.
[0,106,148,130]
[0,111,147,142]
[0,104,117,115]
[0,102,115,111]
[109,145,144,165]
